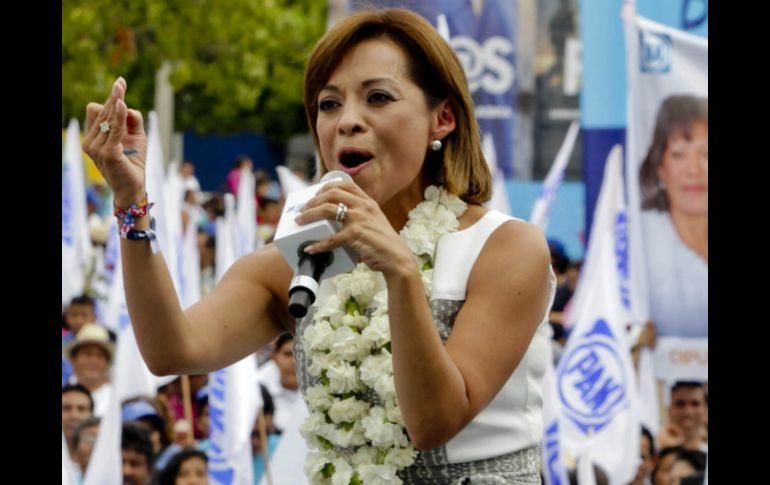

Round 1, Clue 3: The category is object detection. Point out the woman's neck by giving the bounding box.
[380,182,426,231]
[669,210,708,262]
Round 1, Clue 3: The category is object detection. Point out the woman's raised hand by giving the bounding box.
[82,77,148,207]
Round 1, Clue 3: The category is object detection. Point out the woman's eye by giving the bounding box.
[319,99,340,111]
[368,91,393,104]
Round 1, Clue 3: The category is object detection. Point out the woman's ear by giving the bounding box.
[432,99,457,141]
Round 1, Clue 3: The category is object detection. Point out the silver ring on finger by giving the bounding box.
[99,121,111,133]
[335,202,348,223]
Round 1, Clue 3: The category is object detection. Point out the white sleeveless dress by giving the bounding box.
[295,210,555,484]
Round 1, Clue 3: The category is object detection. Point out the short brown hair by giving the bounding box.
[304,8,492,204]
[639,95,708,211]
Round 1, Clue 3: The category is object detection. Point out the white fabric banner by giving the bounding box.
[62,119,93,304]
[556,146,640,485]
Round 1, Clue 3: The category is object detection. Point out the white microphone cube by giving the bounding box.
[273,181,358,280]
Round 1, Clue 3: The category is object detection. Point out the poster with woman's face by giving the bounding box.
[624,15,707,382]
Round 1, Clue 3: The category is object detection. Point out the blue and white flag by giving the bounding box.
[542,347,570,485]
[530,121,580,231]
[556,145,640,485]
[62,119,93,304]
[208,193,260,485]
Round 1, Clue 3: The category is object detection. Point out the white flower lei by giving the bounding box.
[300,186,467,485]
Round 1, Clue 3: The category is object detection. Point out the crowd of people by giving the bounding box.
[63,6,706,485]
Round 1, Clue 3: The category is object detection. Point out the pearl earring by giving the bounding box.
[429,140,442,151]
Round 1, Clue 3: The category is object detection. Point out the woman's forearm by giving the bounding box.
[385,267,470,450]
[119,222,194,375]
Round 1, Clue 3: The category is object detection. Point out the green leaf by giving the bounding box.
[321,462,335,478]
[318,435,334,450]
[349,473,363,485]
[345,297,360,315]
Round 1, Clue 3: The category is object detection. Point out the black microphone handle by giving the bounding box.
[288,248,333,318]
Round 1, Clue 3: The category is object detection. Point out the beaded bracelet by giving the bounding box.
[114,194,154,239]
[124,216,160,254]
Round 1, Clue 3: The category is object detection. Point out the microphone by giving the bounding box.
[273,171,359,318]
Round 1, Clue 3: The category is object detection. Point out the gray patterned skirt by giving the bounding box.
[397,445,541,484]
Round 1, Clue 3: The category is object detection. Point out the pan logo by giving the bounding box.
[451,36,515,95]
[556,319,629,434]
[640,30,672,74]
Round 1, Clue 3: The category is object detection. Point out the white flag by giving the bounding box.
[237,168,257,257]
[530,120,580,230]
[62,119,93,304]
[179,209,202,309]
[145,111,182,298]
[215,195,240,283]
[209,193,260,485]
[482,132,512,215]
[555,145,640,485]
[276,165,309,197]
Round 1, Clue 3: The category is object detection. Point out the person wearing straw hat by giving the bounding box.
[66,323,114,417]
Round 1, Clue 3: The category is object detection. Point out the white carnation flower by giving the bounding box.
[304,450,336,484]
[328,397,371,424]
[300,411,329,449]
[308,351,332,378]
[439,187,467,216]
[334,266,377,307]
[350,445,378,467]
[373,374,396,402]
[424,185,440,202]
[330,421,367,448]
[384,446,417,468]
[326,361,363,394]
[305,385,334,412]
[357,464,400,485]
[331,458,354,485]
[384,400,405,426]
[362,407,404,448]
[360,314,390,348]
[359,352,392,389]
[303,320,335,353]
